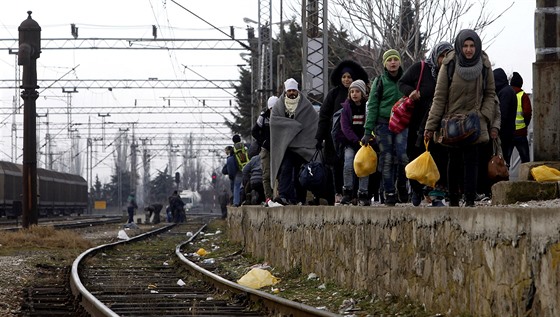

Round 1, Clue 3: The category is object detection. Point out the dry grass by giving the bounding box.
[0,225,94,252]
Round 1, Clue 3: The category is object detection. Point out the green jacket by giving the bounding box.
[364,68,404,135]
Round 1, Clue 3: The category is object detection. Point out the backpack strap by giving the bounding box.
[375,76,384,102]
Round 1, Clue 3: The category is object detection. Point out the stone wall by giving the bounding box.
[227,206,560,316]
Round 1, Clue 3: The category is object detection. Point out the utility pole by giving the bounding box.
[301,0,328,106]
[18,11,41,228]
[257,0,273,117]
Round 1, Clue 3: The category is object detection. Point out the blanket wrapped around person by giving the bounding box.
[269,94,318,188]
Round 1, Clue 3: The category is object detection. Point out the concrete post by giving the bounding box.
[533,1,560,161]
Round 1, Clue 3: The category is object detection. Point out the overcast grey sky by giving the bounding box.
[0,0,536,183]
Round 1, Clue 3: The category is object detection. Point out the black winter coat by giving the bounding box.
[315,60,369,165]
[494,69,517,140]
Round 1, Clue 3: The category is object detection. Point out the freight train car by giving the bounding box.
[0,161,88,218]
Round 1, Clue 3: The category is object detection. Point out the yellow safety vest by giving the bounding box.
[515,91,526,130]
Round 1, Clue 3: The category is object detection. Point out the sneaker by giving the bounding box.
[273,196,291,206]
[385,192,397,206]
[267,201,283,207]
[430,199,445,207]
[340,195,352,205]
[358,198,370,206]
[262,198,272,207]
[334,193,343,206]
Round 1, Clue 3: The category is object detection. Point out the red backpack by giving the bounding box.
[389,61,425,134]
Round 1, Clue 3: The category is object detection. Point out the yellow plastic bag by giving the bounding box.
[405,141,440,187]
[196,248,209,256]
[354,143,378,177]
[531,165,560,182]
[237,268,280,289]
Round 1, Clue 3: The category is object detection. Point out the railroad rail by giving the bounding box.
[0,216,123,231]
[70,218,339,316]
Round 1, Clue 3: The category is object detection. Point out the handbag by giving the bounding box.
[298,149,327,191]
[488,138,509,181]
[389,61,425,134]
[435,110,480,146]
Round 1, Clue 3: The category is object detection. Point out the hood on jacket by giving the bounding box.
[493,68,509,91]
[330,60,369,87]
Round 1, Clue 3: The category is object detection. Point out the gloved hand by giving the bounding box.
[315,139,323,150]
[360,134,372,146]
[490,127,499,139]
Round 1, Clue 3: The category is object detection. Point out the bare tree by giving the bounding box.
[331,0,512,74]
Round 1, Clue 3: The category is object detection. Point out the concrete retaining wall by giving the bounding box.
[227,206,560,316]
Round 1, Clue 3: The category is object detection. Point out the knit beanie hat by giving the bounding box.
[232,134,241,143]
[267,96,279,109]
[284,78,299,91]
[510,72,523,88]
[349,79,367,97]
[383,49,401,66]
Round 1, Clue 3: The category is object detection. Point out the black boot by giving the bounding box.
[340,189,353,205]
[449,193,460,207]
[465,193,476,207]
[358,191,370,206]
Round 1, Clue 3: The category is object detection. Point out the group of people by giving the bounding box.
[225,28,532,208]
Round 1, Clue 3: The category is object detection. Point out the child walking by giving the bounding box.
[340,79,370,206]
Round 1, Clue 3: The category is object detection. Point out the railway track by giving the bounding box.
[0,215,123,231]
[70,217,339,316]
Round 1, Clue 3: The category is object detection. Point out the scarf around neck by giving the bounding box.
[284,94,300,117]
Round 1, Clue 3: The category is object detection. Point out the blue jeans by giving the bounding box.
[375,123,409,194]
[343,146,369,193]
[233,173,242,206]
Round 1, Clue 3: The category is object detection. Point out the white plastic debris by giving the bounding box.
[163,261,169,266]
[215,230,222,235]
[202,258,215,264]
[307,272,318,280]
[177,279,186,286]
[186,232,193,237]
[318,283,326,289]
[520,203,529,207]
[150,290,159,294]
[117,230,129,240]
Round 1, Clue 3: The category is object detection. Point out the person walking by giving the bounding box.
[168,190,185,223]
[126,193,138,223]
[218,189,229,219]
[252,95,278,204]
[509,72,532,164]
[315,60,369,205]
[242,147,265,205]
[361,49,406,206]
[269,78,318,205]
[398,42,453,207]
[222,145,242,207]
[424,29,496,207]
[339,79,370,206]
[493,68,518,168]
